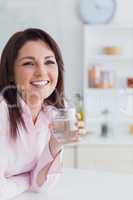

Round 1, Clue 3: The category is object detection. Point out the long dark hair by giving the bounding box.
[0,28,64,140]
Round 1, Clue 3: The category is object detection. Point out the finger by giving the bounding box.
[68,133,80,141]
[68,137,80,143]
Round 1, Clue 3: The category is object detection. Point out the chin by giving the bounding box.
[42,88,56,100]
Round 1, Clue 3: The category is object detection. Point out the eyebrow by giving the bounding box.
[18,56,54,62]
[45,56,54,59]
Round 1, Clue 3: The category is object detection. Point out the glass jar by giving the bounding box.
[52,107,77,140]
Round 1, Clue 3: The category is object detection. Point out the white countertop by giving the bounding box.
[67,133,133,146]
[14,168,133,200]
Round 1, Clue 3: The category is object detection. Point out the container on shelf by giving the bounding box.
[88,66,100,88]
[127,77,133,88]
[102,46,123,55]
[100,70,116,88]
[100,109,113,137]
[74,93,84,121]
[88,66,116,89]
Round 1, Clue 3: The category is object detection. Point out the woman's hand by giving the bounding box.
[49,123,80,158]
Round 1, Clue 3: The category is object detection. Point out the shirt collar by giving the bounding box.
[17,94,53,115]
[18,95,31,116]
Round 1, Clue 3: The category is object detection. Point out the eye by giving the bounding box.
[45,60,55,65]
[22,61,34,67]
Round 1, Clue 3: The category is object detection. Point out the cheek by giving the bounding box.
[52,68,59,85]
[15,69,33,85]
[48,67,58,86]
[54,71,59,86]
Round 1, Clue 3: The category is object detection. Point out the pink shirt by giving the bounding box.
[0,96,62,199]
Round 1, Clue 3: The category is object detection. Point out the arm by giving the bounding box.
[0,100,30,199]
[29,105,79,193]
[29,117,79,193]
[30,139,62,193]
[0,140,30,200]
[0,172,30,200]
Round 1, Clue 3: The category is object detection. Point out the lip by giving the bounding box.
[30,80,50,88]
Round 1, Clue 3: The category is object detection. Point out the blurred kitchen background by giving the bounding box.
[1,0,133,173]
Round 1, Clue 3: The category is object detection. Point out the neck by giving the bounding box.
[30,105,42,124]
[24,94,43,123]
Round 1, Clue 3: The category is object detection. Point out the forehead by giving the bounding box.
[17,40,55,58]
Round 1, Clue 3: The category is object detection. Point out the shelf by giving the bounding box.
[84,24,133,30]
[85,88,133,94]
[67,133,133,146]
[85,88,117,93]
[85,117,133,122]
[87,56,133,63]
[83,23,133,132]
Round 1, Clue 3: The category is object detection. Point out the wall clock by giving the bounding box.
[79,0,116,24]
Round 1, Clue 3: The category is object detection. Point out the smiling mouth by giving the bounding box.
[30,80,50,88]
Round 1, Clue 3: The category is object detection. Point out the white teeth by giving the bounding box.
[31,80,49,86]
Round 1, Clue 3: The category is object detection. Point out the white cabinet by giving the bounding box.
[62,134,133,173]
[62,146,75,168]
[63,144,133,173]
[77,145,133,173]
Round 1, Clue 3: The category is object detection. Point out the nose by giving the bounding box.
[34,62,48,77]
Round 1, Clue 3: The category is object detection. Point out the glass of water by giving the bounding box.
[52,107,78,142]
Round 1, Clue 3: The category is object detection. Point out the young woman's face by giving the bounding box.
[14,40,58,105]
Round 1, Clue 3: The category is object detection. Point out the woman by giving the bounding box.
[0,28,79,199]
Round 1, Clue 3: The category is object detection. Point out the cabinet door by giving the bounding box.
[77,146,133,173]
[62,147,75,168]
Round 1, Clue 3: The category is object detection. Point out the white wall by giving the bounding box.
[0,0,133,98]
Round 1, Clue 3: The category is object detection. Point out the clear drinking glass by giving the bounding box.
[52,107,77,141]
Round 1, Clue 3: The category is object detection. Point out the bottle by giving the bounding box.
[88,66,96,88]
[101,109,111,137]
[74,93,84,121]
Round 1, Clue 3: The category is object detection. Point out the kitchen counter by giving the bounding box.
[63,133,133,170]
[68,132,133,146]
[14,168,133,200]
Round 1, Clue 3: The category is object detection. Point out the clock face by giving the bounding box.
[79,0,116,24]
